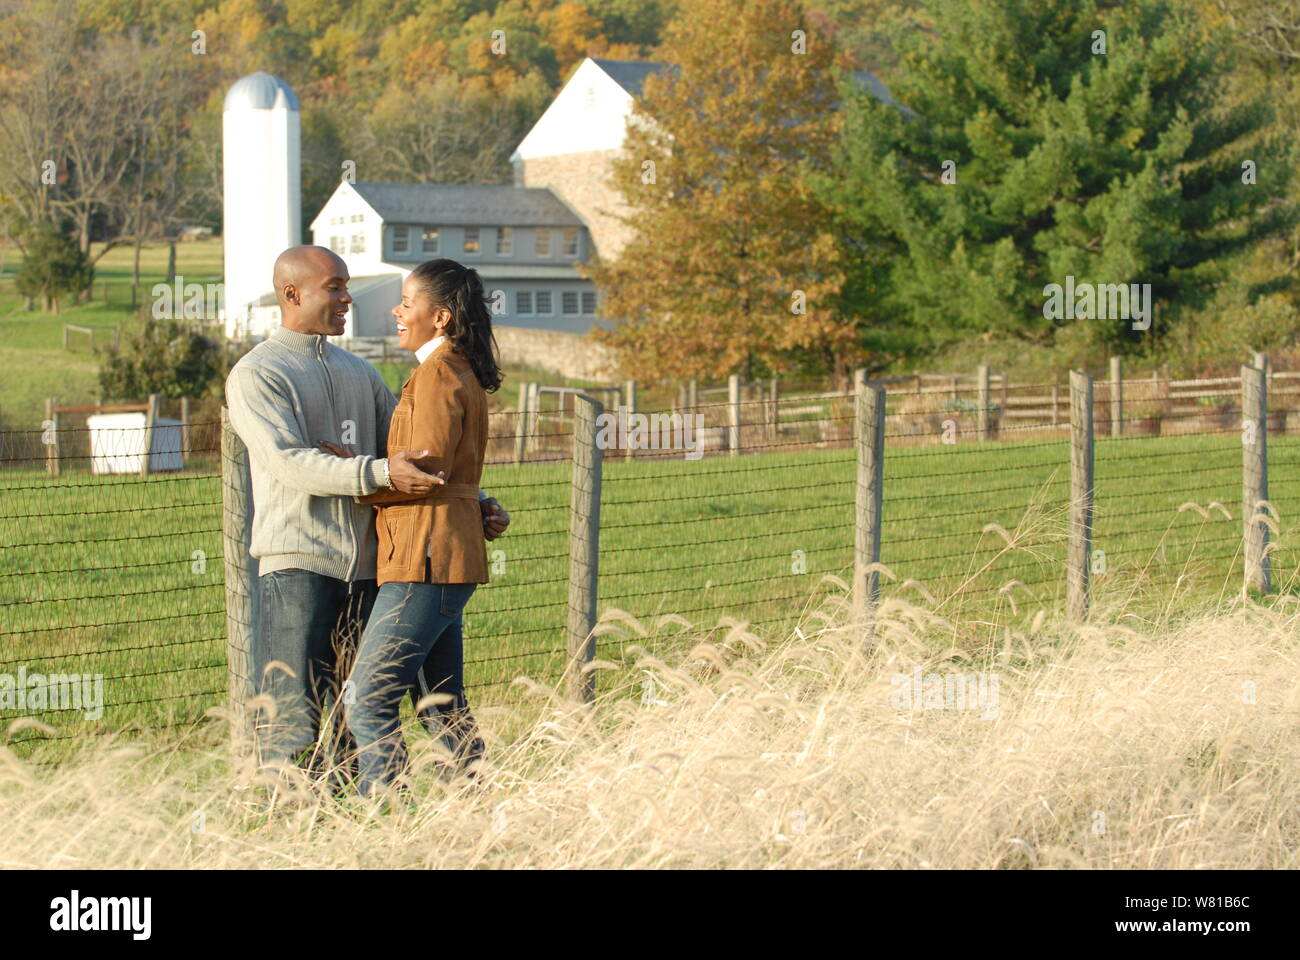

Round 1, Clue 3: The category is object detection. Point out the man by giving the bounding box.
[225,245,509,786]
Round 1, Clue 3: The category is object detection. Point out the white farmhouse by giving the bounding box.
[309,181,599,339]
[223,58,903,370]
[306,57,669,345]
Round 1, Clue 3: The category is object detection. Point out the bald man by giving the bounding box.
[225,246,510,788]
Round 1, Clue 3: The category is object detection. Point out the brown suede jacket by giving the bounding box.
[358,340,489,585]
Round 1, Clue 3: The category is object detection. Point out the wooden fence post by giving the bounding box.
[1051,382,1060,427]
[1242,364,1271,595]
[220,407,258,741]
[728,374,741,456]
[688,377,698,414]
[768,377,779,443]
[1252,350,1270,381]
[513,381,533,464]
[1110,355,1123,438]
[623,379,636,461]
[141,393,159,476]
[978,364,990,441]
[1068,371,1095,621]
[180,396,191,465]
[567,394,603,703]
[852,367,866,443]
[45,397,61,477]
[854,375,886,618]
[531,382,543,450]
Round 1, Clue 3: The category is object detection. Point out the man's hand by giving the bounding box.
[480,496,510,540]
[389,449,445,495]
[318,440,354,458]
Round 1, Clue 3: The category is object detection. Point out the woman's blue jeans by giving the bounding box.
[346,580,479,795]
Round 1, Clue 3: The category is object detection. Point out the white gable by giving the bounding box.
[308,181,391,279]
[309,180,383,234]
[511,58,639,162]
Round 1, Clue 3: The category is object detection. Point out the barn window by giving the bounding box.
[463,227,480,254]
[351,234,365,254]
[392,226,410,254]
[330,235,345,254]
[422,227,440,253]
[562,291,579,315]
[535,290,552,314]
[562,227,579,258]
[516,291,533,314]
[535,228,551,256]
[581,291,596,314]
[497,227,513,255]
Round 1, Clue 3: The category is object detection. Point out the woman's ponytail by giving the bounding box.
[409,258,504,392]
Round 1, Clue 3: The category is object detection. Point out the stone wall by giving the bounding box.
[346,327,617,381]
[493,325,617,381]
[520,150,637,262]
[340,329,613,382]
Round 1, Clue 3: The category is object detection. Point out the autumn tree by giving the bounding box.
[586,0,854,383]
[351,74,550,186]
[0,1,211,304]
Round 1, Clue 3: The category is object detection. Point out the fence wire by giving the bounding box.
[5,370,1298,761]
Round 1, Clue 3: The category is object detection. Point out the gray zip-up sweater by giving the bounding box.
[225,326,398,581]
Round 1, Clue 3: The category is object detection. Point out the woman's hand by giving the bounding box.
[318,440,355,458]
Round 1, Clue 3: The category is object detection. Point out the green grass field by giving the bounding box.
[3,244,1295,763]
[5,424,1300,763]
[0,240,225,433]
[0,238,609,433]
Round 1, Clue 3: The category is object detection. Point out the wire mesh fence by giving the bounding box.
[0,417,226,758]
[3,359,1295,762]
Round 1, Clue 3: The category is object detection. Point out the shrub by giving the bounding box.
[98,314,228,403]
[14,220,93,312]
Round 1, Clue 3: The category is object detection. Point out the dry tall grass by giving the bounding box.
[1,580,1296,869]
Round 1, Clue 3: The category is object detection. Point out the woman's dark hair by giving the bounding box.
[409,258,504,392]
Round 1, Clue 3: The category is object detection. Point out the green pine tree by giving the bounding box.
[815,0,1295,356]
[14,219,94,313]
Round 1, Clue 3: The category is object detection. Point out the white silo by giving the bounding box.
[222,72,301,339]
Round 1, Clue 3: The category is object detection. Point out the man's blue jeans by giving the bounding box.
[346,581,480,795]
[256,569,377,781]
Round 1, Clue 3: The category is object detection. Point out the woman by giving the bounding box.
[338,258,501,796]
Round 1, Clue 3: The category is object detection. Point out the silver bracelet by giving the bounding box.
[381,459,394,490]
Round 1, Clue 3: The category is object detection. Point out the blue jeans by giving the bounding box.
[256,570,377,782]
[346,581,480,795]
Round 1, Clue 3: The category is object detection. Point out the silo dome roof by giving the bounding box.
[223,72,299,112]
